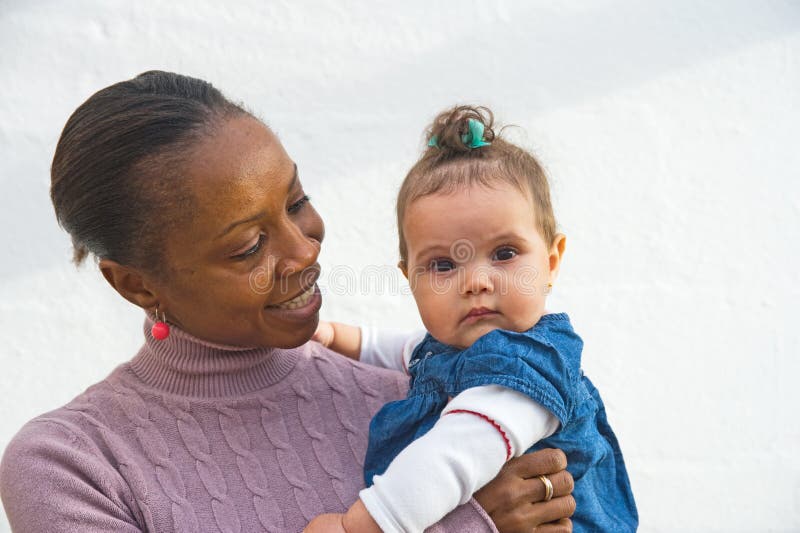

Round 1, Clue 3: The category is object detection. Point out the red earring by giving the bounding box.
[151,307,170,341]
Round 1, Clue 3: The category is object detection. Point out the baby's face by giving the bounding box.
[402,182,561,349]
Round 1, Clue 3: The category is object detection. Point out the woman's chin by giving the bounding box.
[274,316,320,349]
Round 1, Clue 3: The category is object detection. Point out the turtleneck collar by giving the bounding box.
[128,315,301,398]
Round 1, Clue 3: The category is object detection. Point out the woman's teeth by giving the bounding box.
[271,285,315,310]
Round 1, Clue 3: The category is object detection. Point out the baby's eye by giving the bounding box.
[430,258,456,272]
[493,247,517,262]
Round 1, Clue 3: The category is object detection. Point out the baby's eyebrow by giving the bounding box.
[413,244,450,261]
[487,231,527,243]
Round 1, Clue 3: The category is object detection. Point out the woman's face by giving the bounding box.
[153,115,325,348]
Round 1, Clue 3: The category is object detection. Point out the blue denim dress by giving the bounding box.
[364,313,638,532]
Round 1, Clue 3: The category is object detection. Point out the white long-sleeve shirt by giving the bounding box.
[358,327,560,533]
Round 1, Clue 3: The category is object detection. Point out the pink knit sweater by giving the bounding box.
[0,317,498,532]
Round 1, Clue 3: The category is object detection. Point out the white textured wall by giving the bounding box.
[1,1,799,531]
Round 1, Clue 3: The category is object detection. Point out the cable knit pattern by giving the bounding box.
[104,382,203,532]
[218,406,278,532]
[259,398,324,521]
[352,363,403,417]
[291,376,352,507]
[0,316,500,533]
[173,401,231,532]
[173,402,242,533]
[63,395,162,529]
[310,352,367,466]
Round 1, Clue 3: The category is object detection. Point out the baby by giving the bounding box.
[310,106,637,532]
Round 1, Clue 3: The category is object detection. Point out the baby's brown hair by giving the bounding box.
[397,105,557,263]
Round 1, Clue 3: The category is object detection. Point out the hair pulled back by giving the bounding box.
[51,70,247,271]
[397,105,557,262]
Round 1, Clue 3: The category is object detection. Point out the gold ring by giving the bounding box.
[538,475,554,501]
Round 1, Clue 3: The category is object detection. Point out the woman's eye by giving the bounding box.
[235,234,265,259]
[288,194,310,214]
[430,258,456,272]
[494,247,517,261]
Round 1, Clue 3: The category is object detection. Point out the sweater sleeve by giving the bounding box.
[0,419,143,533]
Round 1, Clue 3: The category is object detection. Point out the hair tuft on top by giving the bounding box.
[424,105,496,155]
[397,105,557,263]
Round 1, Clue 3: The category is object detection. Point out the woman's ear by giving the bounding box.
[548,234,567,283]
[98,259,159,310]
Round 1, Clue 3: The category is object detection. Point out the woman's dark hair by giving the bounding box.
[396,105,556,262]
[50,70,247,271]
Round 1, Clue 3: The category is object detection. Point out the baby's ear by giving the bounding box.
[398,260,408,279]
[548,234,567,281]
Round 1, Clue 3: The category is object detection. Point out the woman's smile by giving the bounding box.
[262,283,322,321]
[268,283,318,310]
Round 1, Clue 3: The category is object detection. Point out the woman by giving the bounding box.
[0,71,575,532]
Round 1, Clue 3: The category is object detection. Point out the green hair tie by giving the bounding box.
[427,118,491,149]
[462,118,491,148]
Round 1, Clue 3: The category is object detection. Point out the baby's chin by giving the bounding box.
[446,323,504,349]
[446,317,541,348]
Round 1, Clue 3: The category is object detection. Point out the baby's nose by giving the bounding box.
[460,264,496,295]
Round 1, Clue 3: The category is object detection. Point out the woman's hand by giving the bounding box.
[475,448,576,533]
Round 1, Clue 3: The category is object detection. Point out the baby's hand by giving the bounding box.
[303,513,347,533]
[342,499,381,533]
[311,321,362,360]
[304,500,380,533]
[312,320,335,347]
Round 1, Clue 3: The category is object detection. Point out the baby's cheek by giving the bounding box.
[416,297,444,332]
[423,316,452,344]
[420,307,457,345]
[507,293,546,330]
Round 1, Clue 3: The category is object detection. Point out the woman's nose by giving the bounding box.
[274,223,320,278]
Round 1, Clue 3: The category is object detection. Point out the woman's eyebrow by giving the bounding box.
[214,164,298,240]
[287,164,299,193]
[215,211,266,240]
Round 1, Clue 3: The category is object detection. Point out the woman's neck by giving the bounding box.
[127,314,301,398]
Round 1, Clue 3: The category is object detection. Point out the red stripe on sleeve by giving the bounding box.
[444,409,512,461]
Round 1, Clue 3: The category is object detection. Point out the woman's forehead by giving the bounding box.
[183,116,295,217]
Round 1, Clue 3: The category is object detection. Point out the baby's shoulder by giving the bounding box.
[512,313,584,355]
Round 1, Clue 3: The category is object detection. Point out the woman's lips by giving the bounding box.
[268,284,316,310]
[264,284,322,321]
[461,307,500,324]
